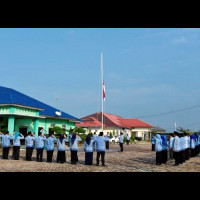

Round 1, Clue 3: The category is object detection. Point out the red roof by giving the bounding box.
[76,112,154,128]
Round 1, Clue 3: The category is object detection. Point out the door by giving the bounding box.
[19,128,28,145]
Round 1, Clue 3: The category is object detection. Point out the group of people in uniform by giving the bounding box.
[151,131,200,166]
[0,130,126,166]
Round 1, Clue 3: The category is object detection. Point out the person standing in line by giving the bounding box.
[93,132,97,151]
[0,131,14,159]
[173,131,181,166]
[95,132,109,166]
[151,134,156,151]
[25,132,36,161]
[35,132,46,162]
[70,133,82,164]
[84,134,95,165]
[190,134,196,158]
[12,131,24,160]
[46,133,57,162]
[183,132,188,161]
[161,135,168,164]
[187,133,191,160]
[155,134,163,165]
[119,132,124,152]
[126,134,130,145]
[168,134,174,160]
[194,132,200,156]
[57,134,68,163]
[105,132,110,150]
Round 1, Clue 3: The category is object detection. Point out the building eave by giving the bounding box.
[0,104,44,111]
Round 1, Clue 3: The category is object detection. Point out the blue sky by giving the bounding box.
[0,28,200,132]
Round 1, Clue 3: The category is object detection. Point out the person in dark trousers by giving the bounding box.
[169,134,174,159]
[105,132,110,150]
[190,134,196,158]
[95,132,109,166]
[119,132,124,152]
[161,135,168,164]
[0,131,14,159]
[46,133,57,162]
[126,134,130,145]
[57,134,68,163]
[12,131,24,160]
[155,134,162,165]
[25,132,36,161]
[70,133,82,164]
[151,134,156,151]
[173,131,181,166]
[35,132,46,162]
[84,134,95,165]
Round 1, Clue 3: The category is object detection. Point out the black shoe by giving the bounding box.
[102,164,106,166]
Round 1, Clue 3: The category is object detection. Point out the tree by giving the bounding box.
[177,127,194,135]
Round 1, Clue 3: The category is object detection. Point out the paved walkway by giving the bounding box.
[0,143,200,172]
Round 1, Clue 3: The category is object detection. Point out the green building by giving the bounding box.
[0,86,81,136]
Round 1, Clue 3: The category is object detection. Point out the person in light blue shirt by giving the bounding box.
[168,134,174,160]
[57,134,68,163]
[95,132,109,166]
[179,134,185,164]
[12,131,24,160]
[155,134,162,165]
[0,131,14,159]
[35,132,46,162]
[70,133,82,164]
[105,132,110,150]
[126,134,130,145]
[25,132,36,161]
[119,132,124,152]
[173,131,181,166]
[46,133,57,162]
[84,134,95,165]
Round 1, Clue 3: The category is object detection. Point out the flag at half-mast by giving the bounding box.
[103,81,106,101]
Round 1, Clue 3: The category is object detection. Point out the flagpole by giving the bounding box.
[101,53,104,132]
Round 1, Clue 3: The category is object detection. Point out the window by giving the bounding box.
[51,124,55,128]
[62,125,66,129]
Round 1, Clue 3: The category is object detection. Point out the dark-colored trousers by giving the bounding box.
[36,148,44,162]
[169,149,174,159]
[119,143,123,152]
[96,151,105,165]
[85,152,93,165]
[13,146,20,160]
[152,144,155,151]
[26,147,33,161]
[57,151,66,163]
[182,150,186,163]
[162,150,168,164]
[127,140,130,145]
[191,148,195,157]
[71,150,78,164]
[106,141,109,150]
[47,150,54,162]
[156,151,162,165]
[174,151,180,165]
[3,147,9,159]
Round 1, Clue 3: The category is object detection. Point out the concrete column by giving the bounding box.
[34,118,39,137]
[8,116,15,136]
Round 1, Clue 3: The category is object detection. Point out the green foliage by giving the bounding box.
[112,130,116,136]
[177,127,194,135]
[49,126,66,135]
[109,132,113,139]
[67,127,86,134]
[77,133,87,144]
[130,135,135,141]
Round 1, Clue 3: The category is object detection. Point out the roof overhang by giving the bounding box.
[41,115,81,123]
[0,104,44,111]
[0,113,46,119]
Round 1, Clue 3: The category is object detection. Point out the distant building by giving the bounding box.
[76,112,154,140]
[151,126,166,134]
[0,86,81,136]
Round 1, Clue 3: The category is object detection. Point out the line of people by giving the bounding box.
[0,131,114,166]
[151,131,200,166]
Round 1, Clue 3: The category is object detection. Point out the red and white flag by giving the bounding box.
[103,81,106,101]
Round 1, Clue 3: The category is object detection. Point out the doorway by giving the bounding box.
[19,127,28,145]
